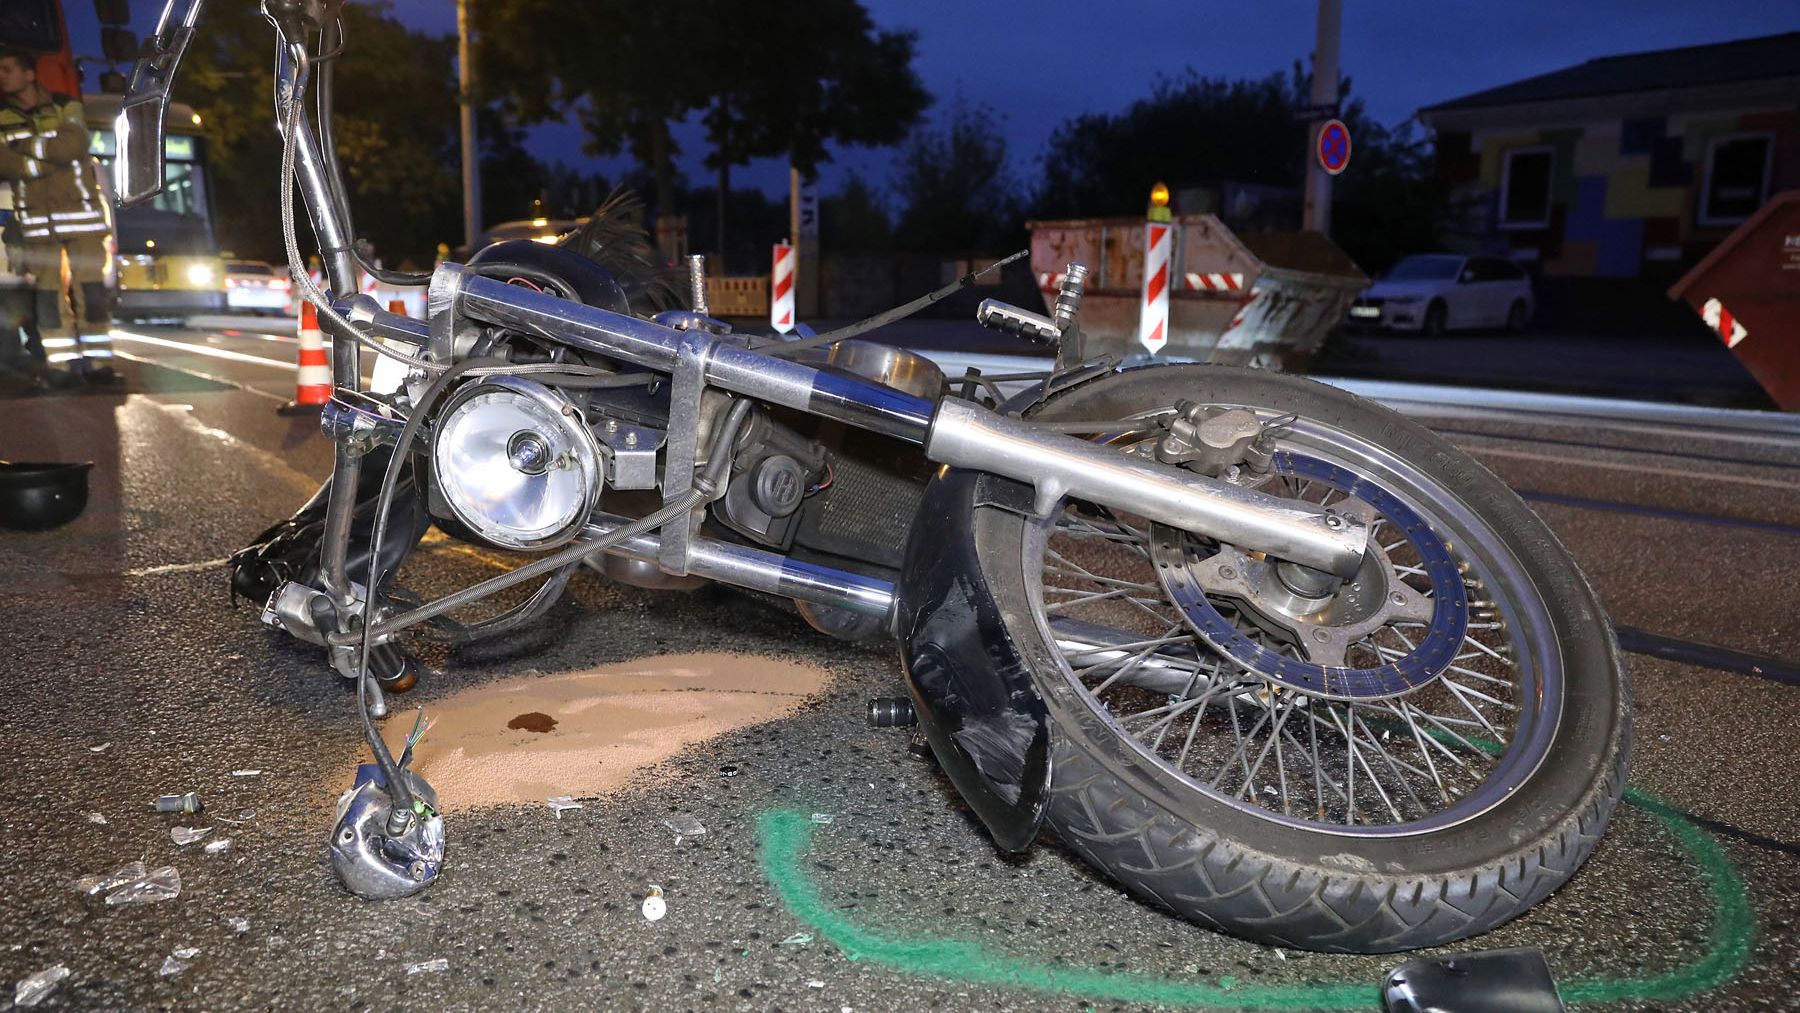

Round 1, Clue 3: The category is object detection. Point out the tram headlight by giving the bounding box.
[186,262,216,287]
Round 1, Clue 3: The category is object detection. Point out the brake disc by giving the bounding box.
[1150,451,1468,700]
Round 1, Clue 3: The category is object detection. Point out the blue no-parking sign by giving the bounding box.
[1318,118,1351,176]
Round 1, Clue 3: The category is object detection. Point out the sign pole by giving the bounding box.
[1302,0,1341,236]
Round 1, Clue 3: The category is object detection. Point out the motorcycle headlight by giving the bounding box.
[430,377,603,550]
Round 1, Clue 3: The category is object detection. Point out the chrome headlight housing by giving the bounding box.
[430,376,602,550]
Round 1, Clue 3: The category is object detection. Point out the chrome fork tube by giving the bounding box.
[927,399,1367,578]
[275,32,362,608]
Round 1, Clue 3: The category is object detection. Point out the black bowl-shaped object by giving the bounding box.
[0,461,95,531]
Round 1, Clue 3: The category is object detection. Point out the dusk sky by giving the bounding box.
[65,1,1800,206]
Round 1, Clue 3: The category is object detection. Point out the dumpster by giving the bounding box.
[1027,214,1368,370]
[1668,189,1800,410]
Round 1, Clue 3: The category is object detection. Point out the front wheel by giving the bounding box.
[1421,300,1448,336]
[1506,299,1530,333]
[970,365,1629,952]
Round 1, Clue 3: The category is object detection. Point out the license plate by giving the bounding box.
[1349,306,1380,319]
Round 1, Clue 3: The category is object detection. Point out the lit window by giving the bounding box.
[1699,133,1773,226]
[1498,147,1553,229]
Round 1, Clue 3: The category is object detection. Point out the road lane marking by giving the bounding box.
[1462,444,1800,491]
[130,397,319,494]
[113,328,296,369]
[124,557,230,577]
[114,330,373,387]
[112,350,287,403]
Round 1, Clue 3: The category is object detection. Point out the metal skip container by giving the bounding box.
[1668,190,1800,411]
[1027,214,1368,370]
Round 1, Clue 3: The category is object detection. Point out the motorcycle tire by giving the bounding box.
[969,364,1629,952]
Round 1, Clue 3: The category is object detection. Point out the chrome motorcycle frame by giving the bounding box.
[117,0,1371,891]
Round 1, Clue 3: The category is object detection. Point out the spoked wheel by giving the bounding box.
[970,365,1629,952]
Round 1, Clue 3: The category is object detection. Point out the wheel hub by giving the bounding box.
[1150,452,1469,700]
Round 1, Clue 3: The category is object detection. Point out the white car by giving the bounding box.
[1346,254,1534,335]
[224,260,295,315]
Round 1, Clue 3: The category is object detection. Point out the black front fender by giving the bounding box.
[896,467,1050,851]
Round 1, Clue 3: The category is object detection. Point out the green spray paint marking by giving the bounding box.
[758,787,1753,1009]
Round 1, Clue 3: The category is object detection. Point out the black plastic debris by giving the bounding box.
[0,461,93,531]
[1383,947,1565,1013]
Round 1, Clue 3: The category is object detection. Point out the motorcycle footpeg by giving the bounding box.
[367,642,417,693]
[329,764,446,900]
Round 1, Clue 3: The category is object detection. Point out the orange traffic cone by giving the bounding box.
[278,301,332,415]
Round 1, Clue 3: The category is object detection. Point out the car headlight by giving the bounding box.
[186,262,216,286]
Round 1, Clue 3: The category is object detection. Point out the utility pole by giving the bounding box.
[789,164,819,319]
[1301,0,1341,236]
[457,0,482,250]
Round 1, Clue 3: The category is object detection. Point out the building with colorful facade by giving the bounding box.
[1418,32,1799,286]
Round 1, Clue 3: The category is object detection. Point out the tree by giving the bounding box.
[477,0,927,265]
[474,0,709,219]
[822,172,892,251]
[697,0,929,264]
[1030,65,1435,274]
[1035,70,1304,220]
[892,100,1022,254]
[176,0,507,263]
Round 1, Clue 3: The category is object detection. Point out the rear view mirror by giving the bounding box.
[114,0,206,207]
[101,27,139,64]
[114,95,168,206]
[94,0,132,25]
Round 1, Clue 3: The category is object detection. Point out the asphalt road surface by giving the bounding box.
[2,318,1797,1012]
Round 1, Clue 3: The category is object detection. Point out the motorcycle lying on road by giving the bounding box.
[118,0,1629,953]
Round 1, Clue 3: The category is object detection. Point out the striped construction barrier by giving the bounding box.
[771,242,796,334]
[1138,222,1172,354]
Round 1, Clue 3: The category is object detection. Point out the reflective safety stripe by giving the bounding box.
[40,337,79,349]
[29,137,46,159]
[68,163,94,212]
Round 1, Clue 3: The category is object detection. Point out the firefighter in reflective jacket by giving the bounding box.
[0,48,113,379]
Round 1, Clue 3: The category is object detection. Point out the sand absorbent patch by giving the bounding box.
[387,652,835,809]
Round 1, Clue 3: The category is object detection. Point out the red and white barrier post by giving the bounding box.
[771,241,796,335]
[1702,298,1748,349]
[279,301,332,415]
[1138,222,1172,354]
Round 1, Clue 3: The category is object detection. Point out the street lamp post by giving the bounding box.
[457,0,482,250]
